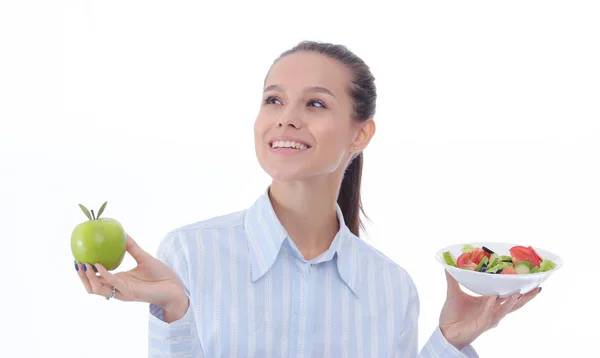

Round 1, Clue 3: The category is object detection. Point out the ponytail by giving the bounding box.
[337,152,366,237]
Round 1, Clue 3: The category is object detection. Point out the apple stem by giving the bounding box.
[91,209,96,220]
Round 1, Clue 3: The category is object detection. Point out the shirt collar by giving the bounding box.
[244,187,360,297]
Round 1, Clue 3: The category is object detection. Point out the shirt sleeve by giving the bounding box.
[147,230,203,357]
[420,327,479,358]
[396,271,479,358]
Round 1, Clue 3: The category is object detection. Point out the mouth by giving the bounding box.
[268,139,311,151]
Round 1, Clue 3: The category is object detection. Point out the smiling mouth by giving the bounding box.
[269,140,311,150]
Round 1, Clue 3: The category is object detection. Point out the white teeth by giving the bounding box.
[271,140,308,150]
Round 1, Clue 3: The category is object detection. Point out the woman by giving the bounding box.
[75,41,541,357]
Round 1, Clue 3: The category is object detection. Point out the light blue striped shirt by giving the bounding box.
[148,188,479,357]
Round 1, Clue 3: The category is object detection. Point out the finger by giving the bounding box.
[126,234,151,263]
[481,294,499,326]
[445,269,461,297]
[497,297,510,304]
[75,261,92,294]
[95,276,128,301]
[509,287,541,313]
[84,263,111,297]
[95,263,132,299]
[492,293,521,326]
[96,275,111,286]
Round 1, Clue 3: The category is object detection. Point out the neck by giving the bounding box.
[269,176,342,260]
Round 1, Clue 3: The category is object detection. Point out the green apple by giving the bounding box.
[71,202,126,271]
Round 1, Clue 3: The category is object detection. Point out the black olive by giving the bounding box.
[478,263,488,272]
[482,246,494,255]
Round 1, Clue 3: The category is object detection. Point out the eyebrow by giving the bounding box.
[263,84,336,98]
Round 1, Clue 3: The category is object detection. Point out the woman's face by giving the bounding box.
[254,51,370,183]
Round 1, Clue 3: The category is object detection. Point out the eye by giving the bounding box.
[308,99,326,108]
[264,96,282,105]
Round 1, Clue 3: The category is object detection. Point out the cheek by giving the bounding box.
[253,119,260,139]
[254,116,268,140]
[311,120,350,152]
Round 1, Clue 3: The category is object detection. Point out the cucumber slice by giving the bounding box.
[461,244,474,253]
[531,267,542,273]
[540,260,556,272]
[514,261,533,274]
[475,256,489,272]
[501,255,513,263]
[443,251,457,267]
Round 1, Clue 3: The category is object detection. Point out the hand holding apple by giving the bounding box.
[75,234,189,321]
[72,202,189,321]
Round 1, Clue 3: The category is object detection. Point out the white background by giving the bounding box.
[1,1,598,357]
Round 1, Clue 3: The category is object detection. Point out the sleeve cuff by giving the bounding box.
[422,327,479,358]
[148,299,197,341]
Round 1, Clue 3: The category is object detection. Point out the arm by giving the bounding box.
[396,273,479,358]
[147,230,203,357]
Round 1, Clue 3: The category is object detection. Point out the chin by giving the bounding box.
[256,157,310,182]
[263,166,309,183]
[256,149,334,183]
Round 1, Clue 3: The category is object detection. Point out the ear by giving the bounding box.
[351,118,376,152]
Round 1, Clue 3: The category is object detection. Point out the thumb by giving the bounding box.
[126,234,151,263]
[445,269,461,297]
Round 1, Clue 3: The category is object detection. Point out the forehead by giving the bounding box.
[265,52,352,96]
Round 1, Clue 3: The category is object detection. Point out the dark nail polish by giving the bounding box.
[92,265,98,273]
[496,295,500,301]
[518,294,523,301]
[538,287,542,294]
[82,263,87,272]
[74,261,79,271]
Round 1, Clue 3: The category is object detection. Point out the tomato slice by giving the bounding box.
[457,252,472,268]
[528,246,543,262]
[500,266,517,274]
[470,248,486,265]
[464,262,478,270]
[483,251,491,260]
[510,246,542,268]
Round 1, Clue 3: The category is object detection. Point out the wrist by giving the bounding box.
[439,325,467,351]
[160,291,189,323]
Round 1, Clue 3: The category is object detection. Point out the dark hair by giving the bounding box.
[272,41,377,237]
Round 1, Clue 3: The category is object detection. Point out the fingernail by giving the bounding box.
[538,287,542,294]
[82,263,87,272]
[92,265,98,273]
[496,295,500,301]
[74,261,79,271]
[518,294,523,301]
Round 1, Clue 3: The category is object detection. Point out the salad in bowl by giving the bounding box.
[436,242,562,297]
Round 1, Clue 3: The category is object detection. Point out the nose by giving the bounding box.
[277,107,303,129]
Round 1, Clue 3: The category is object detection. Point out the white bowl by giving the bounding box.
[435,242,563,298]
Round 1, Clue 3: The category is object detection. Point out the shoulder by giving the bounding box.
[156,209,247,257]
[351,236,419,297]
[349,237,421,324]
[177,210,247,233]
